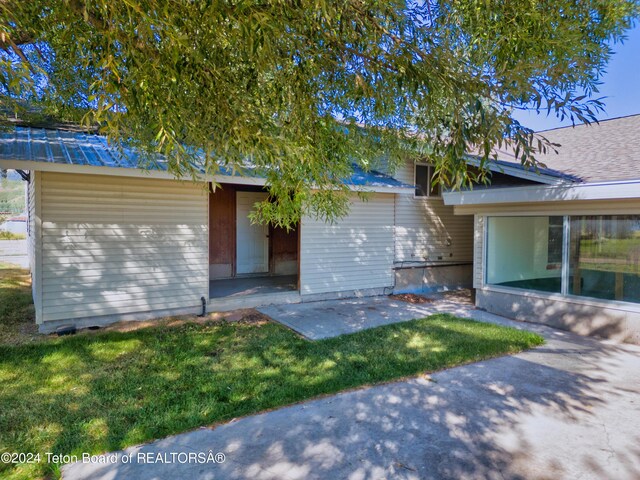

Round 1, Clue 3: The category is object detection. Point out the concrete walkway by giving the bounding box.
[258,291,475,339]
[63,303,640,480]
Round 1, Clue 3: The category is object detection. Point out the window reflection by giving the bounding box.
[569,216,640,303]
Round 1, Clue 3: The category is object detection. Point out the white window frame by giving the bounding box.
[414,163,441,198]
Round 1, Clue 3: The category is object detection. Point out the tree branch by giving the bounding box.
[0,31,34,49]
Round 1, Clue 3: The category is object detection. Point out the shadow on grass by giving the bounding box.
[66,327,640,480]
[0,315,544,479]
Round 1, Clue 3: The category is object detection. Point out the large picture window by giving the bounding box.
[486,216,563,293]
[485,214,640,305]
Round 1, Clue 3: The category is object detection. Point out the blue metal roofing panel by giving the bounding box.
[347,163,412,189]
[0,126,413,190]
[0,126,175,170]
[491,157,582,182]
[465,154,581,183]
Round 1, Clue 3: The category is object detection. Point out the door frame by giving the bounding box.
[209,183,301,282]
[236,190,270,275]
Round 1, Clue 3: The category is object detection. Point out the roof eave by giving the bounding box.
[0,158,412,194]
[464,155,574,185]
[442,179,640,207]
[0,158,268,186]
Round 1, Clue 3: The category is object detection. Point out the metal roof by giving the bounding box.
[465,155,582,184]
[346,163,413,189]
[492,158,581,181]
[0,127,148,168]
[0,127,413,191]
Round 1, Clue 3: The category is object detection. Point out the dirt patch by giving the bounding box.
[88,308,272,334]
[440,289,474,305]
[93,316,203,333]
[0,321,39,346]
[216,308,271,325]
[388,293,434,304]
[389,289,474,306]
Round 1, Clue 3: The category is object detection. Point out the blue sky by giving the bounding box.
[513,24,640,132]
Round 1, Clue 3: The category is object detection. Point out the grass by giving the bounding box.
[0,232,26,240]
[0,177,26,215]
[0,265,37,345]
[0,267,544,480]
[579,238,640,259]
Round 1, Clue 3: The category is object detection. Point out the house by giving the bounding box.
[442,114,640,344]
[3,116,638,344]
[0,126,482,333]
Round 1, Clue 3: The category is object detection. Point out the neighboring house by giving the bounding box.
[443,114,640,344]
[0,126,484,333]
[0,215,27,235]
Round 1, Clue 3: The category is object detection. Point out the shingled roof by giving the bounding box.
[492,114,640,183]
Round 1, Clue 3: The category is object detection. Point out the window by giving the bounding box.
[415,164,440,197]
[485,214,640,305]
[486,216,563,294]
[569,215,640,303]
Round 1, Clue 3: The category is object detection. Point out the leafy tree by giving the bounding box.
[1,1,638,226]
[0,177,25,214]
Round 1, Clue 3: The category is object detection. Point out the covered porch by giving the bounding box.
[208,182,301,309]
[210,274,298,298]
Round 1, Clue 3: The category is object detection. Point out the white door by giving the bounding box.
[236,191,269,274]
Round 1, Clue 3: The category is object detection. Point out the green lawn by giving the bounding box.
[0,232,26,240]
[0,267,544,480]
[579,238,640,259]
[0,265,37,345]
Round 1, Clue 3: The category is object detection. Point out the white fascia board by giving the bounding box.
[0,159,266,185]
[0,159,411,193]
[464,156,565,185]
[443,179,640,206]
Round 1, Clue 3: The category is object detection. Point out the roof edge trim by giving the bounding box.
[0,158,413,194]
[442,178,640,207]
[464,156,574,185]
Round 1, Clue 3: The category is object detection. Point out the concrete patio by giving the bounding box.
[210,275,298,299]
[63,296,640,480]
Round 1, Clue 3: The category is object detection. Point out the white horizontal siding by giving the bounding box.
[473,214,485,288]
[42,252,208,264]
[393,160,473,264]
[41,263,208,279]
[39,172,208,323]
[42,276,206,293]
[27,171,43,322]
[27,172,36,273]
[300,193,395,295]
